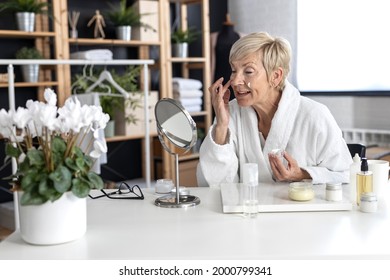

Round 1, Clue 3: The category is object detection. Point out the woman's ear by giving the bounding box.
[271,67,283,88]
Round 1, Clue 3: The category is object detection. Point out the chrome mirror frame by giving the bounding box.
[154,98,200,208]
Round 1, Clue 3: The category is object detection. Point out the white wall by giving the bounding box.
[308,96,390,131]
[228,0,390,132]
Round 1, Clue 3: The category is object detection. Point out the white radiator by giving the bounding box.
[342,128,390,147]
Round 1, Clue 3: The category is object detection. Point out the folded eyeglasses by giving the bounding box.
[88,182,144,200]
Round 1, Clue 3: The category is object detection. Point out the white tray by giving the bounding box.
[220,182,352,213]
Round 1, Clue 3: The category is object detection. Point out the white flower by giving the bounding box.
[43,88,57,106]
[90,139,108,159]
[0,109,13,138]
[13,107,31,129]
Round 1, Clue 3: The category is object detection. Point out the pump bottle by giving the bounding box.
[349,153,361,206]
[356,157,373,205]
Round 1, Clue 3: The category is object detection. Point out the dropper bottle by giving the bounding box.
[356,157,373,205]
[349,153,361,207]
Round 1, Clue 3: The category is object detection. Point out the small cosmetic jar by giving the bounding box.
[171,187,190,196]
[325,182,343,202]
[288,181,315,201]
[360,192,378,213]
[155,179,174,194]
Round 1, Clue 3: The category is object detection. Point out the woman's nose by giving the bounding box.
[230,74,244,86]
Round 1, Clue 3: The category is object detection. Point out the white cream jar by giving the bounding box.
[325,182,343,202]
[288,182,315,201]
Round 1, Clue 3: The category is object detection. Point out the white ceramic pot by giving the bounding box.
[18,191,87,245]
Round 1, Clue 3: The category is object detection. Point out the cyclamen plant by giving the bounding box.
[0,88,109,205]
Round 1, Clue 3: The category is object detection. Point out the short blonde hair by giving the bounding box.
[229,32,291,90]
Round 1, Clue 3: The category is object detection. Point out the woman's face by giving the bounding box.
[230,53,273,107]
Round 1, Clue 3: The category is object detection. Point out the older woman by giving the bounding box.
[197,32,352,187]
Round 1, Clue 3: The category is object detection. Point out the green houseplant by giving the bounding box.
[1,88,107,205]
[171,26,200,57]
[0,0,51,32]
[15,46,43,83]
[0,88,108,244]
[71,65,143,136]
[106,0,154,40]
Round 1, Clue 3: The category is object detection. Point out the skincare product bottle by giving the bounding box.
[360,192,378,213]
[349,153,361,206]
[326,182,343,202]
[356,157,373,206]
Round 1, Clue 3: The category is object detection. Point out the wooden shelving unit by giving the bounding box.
[159,0,211,186]
[0,0,211,186]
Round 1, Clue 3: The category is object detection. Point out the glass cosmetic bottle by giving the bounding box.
[356,157,373,205]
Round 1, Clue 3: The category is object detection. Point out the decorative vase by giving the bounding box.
[16,12,35,32]
[172,43,188,58]
[21,64,39,83]
[17,191,87,245]
[116,26,132,41]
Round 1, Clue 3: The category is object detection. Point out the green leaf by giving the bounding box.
[65,157,78,171]
[49,165,72,193]
[52,136,66,154]
[88,172,104,190]
[5,143,20,158]
[27,149,45,167]
[72,177,91,198]
[20,172,39,192]
[20,191,46,206]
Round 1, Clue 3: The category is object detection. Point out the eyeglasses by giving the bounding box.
[88,182,144,200]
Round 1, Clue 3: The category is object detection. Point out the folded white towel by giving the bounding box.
[172,77,202,90]
[173,89,203,99]
[70,49,113,60]
[184,105,202,113]
[179,97,202,107]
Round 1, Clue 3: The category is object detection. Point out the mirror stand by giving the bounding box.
[155,153,200,208]
[154,98,201,208]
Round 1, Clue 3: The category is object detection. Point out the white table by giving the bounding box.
[0,185,390,260]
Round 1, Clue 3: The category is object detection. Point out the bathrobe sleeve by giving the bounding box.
[196,124,240,187]
[289,97,352,184]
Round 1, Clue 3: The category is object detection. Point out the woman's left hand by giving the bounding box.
[268,151,311,182]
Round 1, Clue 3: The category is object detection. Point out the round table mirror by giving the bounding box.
[154,98,201,208]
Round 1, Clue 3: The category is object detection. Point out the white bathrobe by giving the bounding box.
[197,81,352,187]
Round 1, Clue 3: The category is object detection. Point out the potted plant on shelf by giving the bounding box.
[0,0,51,32]
[71,65,142,138]
[15,46,43,83]
[106,0,155,41]
[0,88,108,245]
[171,26,200,57]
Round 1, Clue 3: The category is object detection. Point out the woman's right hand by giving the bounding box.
[208,77,231,144]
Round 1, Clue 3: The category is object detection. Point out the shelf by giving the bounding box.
[0,81,58,88]
[68,38,160,47]
[170,57,207,63]
[0,30,55,38]
[189,111,208,117]
[169,0,203,4]
[179,153,199,161]
[106,133,158,143]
